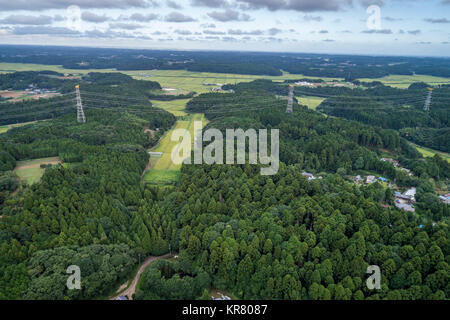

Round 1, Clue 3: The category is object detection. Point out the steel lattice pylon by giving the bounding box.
[75,85,86,123]
[286,85,294,113]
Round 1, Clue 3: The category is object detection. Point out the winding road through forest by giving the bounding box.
[112,253,174,300]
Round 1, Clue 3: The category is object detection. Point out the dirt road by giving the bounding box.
[112,253,174,300]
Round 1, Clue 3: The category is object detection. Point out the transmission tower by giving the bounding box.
[286,85,294,113]
[75,84,86,123]
[423,88,432,111]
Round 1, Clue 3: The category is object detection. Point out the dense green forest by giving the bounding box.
[0,72,448,300]
[0,72,162,126]
[223,79,450,153]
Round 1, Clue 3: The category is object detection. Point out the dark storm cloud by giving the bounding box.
[207,9,251,22]
[0,0,156,11]
[0,14,53,25]
[81,12,110,23]
[165,12,196,22]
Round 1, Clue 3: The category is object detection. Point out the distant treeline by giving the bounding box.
[2,45,450,78]
[148,92,195,100]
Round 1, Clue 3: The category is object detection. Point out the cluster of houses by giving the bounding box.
[381,157,399,167]
[381,157,413,176]
[439,194,450,205]
[211,293,231,300]
[294,81,321,87]
[353,175,388,185]
[394,187,416,213]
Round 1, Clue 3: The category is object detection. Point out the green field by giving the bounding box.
[0,62,116,75]
[412,143,450,163]
[150,99,190,117]
[128,69,340,93]
[14,157,62,185]
[358,74,450,88]
[296,96,325,110]
[0,120,49,134]
[0,63,340,93]
[143,113,207,184]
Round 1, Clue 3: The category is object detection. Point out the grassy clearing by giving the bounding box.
[0,120,50,134]
[14,157,62,185]
[151,113,205,171]
[0,125,8,134]
[358,74,450,88]
[296,96,325,110]
[143,170,181,184]
[144,113,206,184]
[150,99,189,117]
[412,143,450,163]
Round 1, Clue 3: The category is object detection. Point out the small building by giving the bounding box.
[353,175,363,183]
[439,195,450,204]
[366,175,376,184]
[302,172,316,181]
[395,200,415,212]
[149,151,163,157]
[381,157,399,167]
[116,296,128,300]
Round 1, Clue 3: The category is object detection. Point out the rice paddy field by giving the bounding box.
[358,74,450,89]
[296,96,326,110]
[412,143,450,163]
[14,157,62,185]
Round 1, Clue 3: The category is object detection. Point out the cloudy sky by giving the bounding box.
[0,0,449,56]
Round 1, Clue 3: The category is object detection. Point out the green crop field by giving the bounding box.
[128,69,340,93]
[296,96,326,110]
[412,143,450,163]
[0,62,116,75]
[14,157,62,185]
[150,99,190,117]
[358,74,450,88]
[0,125,8,134]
